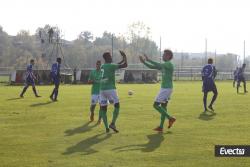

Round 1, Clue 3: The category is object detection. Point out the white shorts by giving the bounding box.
[100,89,119,106]
[155,88,173,103]
[91,94,99,105]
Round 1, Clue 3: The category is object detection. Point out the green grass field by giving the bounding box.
[0,82,250,167]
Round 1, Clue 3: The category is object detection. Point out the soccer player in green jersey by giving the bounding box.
[100,50,127,133]
[88,60,102,123]
[139,49,176,132]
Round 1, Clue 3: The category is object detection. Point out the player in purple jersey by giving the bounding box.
[20,59,41,98]
[202,58,218,112]
[236,63,247,94]
[50,58,62,101]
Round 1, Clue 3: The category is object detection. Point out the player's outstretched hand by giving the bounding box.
[139,55,145,63]
[119,50,126,58]
[143,54,149,61]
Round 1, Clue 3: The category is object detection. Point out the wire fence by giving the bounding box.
[1,66,250,85]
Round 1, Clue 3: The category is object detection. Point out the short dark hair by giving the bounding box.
[164,49,173,59]
[57,57,62,62]
[96,60,101,64]
[208,58,213,64]
[103,52,111,60]
[30,59,34,63]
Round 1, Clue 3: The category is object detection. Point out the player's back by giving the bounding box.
[202,64,216,82]
[237,67,245,77]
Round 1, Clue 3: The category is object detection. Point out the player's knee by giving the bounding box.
[114,103,120,108]
[91,104,96,108]
[101,105,107,111]
[214,91,218,96]
[161,102,167,108]
[203,93,208,98]
[153,102,160,108]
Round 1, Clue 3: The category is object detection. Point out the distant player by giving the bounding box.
[202,58,218,112]
[50,58,61,101]
[20,59,41,98]
[88,60,102,124]
[237,63,248,94]
[139,49,176,132]
[100,51,127,133]
[233,67,238,87]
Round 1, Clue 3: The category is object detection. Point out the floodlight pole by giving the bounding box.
[214,49,216,66]
[205,38,207,64]
[159,36,161,63]
[243,40,245,63]
[112,34,114,56]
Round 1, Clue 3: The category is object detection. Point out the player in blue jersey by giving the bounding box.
[237,63,248,94]
[20,59,41,98]
[50,58,62,101]
[202,58,218,112]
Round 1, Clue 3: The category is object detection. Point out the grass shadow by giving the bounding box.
[237,92,247,95]
[112,133,164,152]
[64,121,98,136]
[6,97,23,101]
[198,111,216,121]
[63,133,112,155]
[30,101,54,107]
[164,131,173,135]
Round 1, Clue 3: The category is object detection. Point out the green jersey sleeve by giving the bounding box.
[111,64,119,70]
[143,61,161,70]
[148,59,162,66]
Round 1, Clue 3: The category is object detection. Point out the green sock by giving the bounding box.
[153,104,171,128]
[154,104,170,118]
[160,113,165,128]
[111,107,119,124]
[163,108,171,120]
[101,110,109,129]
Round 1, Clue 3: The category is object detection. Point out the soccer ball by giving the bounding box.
[128,90,134,96]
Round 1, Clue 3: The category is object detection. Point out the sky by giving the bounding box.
[1,0,250,57]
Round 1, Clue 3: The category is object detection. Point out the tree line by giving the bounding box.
[0,22,249,70]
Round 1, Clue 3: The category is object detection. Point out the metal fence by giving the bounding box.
[1,66,250,85]
[172,66,250,81]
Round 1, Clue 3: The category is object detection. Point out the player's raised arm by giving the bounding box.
[118,50,128,69]
[144,54,163,68]
[117,53,125,65]
[139,55,161,70]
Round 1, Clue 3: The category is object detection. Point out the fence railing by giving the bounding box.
[1,67,250,84]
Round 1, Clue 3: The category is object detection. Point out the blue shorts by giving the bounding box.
[52,77,60,85]
[25,78,35,86]
[237,76,245,83]
[202,80,217,93]
[234,76,237,81]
